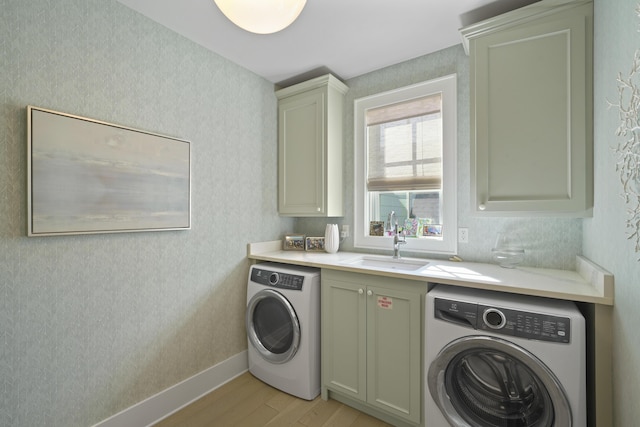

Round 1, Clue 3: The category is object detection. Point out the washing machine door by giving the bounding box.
[246,289,301,364]
[428,336,571,427]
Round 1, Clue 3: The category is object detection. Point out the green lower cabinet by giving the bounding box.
[321,269,424,425]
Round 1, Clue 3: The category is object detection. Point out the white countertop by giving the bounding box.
[247,241,614,305]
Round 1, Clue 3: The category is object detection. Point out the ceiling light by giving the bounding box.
[214,0,307,34]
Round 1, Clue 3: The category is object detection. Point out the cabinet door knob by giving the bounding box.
[479,204,486,211]
[367,290,373,296]
[358,288,364,294]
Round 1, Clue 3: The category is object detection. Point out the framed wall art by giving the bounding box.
[27,106,191,236]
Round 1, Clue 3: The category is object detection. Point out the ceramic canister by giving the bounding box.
[324,224,339,253]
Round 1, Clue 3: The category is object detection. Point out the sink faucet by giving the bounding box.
[393,223,406,259]
[387,211,406,259]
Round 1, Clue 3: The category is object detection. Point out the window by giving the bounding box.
[354,75,457,255]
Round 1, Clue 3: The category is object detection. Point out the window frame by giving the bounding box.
[353,74,458,255]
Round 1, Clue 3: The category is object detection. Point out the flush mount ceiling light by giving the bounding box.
[214,0,307,34]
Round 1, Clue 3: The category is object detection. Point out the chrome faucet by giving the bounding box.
[393,223,406,259]
[387,211,406,259]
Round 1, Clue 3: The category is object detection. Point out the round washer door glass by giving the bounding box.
[246,289,300,364]
[428,336,572,427]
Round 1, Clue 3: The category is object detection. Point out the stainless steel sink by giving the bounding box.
[341,255,429,271]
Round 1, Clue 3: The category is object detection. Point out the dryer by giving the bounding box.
[425,285,586,427]
[246,263,321,400]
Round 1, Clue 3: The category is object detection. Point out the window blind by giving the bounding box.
[366,93,442,192]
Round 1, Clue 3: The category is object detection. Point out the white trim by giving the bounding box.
[91,351,248,427]
[354,74,458,255]
[576,255,614,304]
[247,240,282,256]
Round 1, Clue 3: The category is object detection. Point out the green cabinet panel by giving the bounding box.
[322,278,366,400]
[276,74,348,217]
[278,90,324,214]
[367,285,421,422]
[462,0,593,215]
[321,270,424,425]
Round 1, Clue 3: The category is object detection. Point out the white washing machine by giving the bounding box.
[246,262,321,400]
[425,285,586,427]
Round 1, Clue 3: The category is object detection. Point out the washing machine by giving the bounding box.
[246,262,321,400]
[425,285,586,427]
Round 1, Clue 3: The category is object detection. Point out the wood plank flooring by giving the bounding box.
[152,372,393,427]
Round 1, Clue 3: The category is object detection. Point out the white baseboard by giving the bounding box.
[92,350,248,427]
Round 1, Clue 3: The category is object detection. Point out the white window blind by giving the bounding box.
[366,93,442,192]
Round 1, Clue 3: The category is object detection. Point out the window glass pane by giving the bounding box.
[353,74,457,255]
[374,191,442,238]
[416,114,442,176]
[367,113,442,192]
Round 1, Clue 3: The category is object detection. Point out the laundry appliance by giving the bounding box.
[425,285,586,426]
[246,262,321,400]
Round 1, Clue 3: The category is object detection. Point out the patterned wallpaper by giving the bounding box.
[0,1,292,426]
[297,45,583,270]
[1,0,599,426]
[584,0,640,425]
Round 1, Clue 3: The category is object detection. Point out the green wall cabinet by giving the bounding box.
[462,0,593,215]
[276,74,348,217]
[321,269,425,425]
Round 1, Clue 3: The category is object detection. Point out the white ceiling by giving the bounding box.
[116,0,539,86]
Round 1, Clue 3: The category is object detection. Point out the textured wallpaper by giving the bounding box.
[0,1,292,426]
[1,0,613,426]
[584,0,640,425]
[297,45,583,270]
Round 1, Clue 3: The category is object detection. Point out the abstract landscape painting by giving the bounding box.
[28,107,190,236]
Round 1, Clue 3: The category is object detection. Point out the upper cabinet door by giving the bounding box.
[276,74,348,217]
[278,89,325,216]
[462,0,593,216]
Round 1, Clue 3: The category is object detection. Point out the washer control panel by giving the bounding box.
[434,298,571,344]
[251,267,304,291]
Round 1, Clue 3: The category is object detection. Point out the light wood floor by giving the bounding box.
[152,372,393,427]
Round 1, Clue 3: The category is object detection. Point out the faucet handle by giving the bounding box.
[392,228,406,259]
